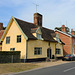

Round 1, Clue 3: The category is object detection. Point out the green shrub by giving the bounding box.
[0,51,21,63]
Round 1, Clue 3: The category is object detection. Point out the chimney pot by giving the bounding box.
[62,25,65,27]
[34,13,42,27]
[71,29,73,32]
[61,25,66,32]
[71,29,75,35]
[0,23,3,30]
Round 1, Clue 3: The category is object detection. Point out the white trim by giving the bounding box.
[36,27,42,34]
[0,16,28,42]
[13,17,28,40]
[55,29,72,37]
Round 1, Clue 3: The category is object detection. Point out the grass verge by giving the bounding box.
[0,63,38,74]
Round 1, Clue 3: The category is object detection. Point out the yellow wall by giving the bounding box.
[0,44,2,47]
[27,40,55,59]
[2,19,57,59]
[2,20,27,59]
[56,43,63,57]
[32,33,36,37]
[54,36,64,57]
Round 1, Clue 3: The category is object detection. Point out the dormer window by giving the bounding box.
[37,33,42,39]
[56,33,61,43]
[56,38,60,43]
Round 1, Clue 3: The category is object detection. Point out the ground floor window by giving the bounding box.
[10,48,15,51]
[34,47,42,55]
[56,48,61,54]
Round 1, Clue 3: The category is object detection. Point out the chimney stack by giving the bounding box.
[0,23,3,30]
[34,13,42,27]
[71,29,75,35]
[61,25,66,32]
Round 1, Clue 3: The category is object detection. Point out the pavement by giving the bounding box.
[2,60,75,75]
[35,60,70,67]
[11,61,75,75]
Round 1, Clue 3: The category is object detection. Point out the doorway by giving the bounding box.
[47,48,52,59]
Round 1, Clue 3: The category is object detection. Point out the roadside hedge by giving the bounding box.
[0,51,21,63]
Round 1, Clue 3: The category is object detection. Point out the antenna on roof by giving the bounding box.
[66,20,67,27]
[33,3,39,13]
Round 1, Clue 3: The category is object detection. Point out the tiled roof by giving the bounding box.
[0,30,5,39]
[41,27,56,42]
[15,17,57,42]
[55,29,75,38]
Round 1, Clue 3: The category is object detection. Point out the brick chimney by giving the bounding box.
[61,25,66,32]
[34,13,42,27]
[71,29,75,35]
[0,23,3,30]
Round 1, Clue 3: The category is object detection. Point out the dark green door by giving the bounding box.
[47,49,51,59]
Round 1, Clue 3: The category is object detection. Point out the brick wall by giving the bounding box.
[56,31,72,55]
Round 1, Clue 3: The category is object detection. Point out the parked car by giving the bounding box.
[62,54,75,61]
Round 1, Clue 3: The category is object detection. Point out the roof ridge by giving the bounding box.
[42,27,54,32]
[14,17,35,25]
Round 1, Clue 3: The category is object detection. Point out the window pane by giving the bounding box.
[17,35,21,43]
[56,49,61,54]
[34,47,42,55]
[38,50,40,54]
[13,48,15,51]
[37,34,41,39]
[10,48,15,51]
[10,48,12,51]
[34,49,37,55]
[6,37,10,44]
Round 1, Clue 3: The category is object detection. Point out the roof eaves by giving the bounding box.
[55,29,72,37]
[13,17,28,40]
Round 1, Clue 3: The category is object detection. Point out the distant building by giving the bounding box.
[55,25,75,55]
[0,23,5,51]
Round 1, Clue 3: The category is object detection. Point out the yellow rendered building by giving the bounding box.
[1,13,64,61]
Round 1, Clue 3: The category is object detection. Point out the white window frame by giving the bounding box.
[36,33,41,39]
[56,48,61,54]
[34,47,42,55]
[10,48,15,51]
[6,36,10,44]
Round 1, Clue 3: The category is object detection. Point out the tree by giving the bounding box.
[3,27,6,30]
[55,27,70,33]
[55,27,61,31]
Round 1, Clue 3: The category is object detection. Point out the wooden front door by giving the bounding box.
[47,49,52,59]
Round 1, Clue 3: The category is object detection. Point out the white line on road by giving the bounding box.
[64,67,75,72]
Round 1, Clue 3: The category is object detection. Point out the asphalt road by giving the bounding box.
[13,62,75,75]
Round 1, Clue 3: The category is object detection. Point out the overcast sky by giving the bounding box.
[0,0,75,31]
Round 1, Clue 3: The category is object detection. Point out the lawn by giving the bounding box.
[0,63,39,74]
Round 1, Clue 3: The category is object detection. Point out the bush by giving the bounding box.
[0,51,21,63]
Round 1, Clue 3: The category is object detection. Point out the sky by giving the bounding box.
[0,0,75,31]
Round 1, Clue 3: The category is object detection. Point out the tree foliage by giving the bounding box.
[55,27,70,33]
[3,27,6,30]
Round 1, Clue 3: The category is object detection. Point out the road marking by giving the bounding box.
[64,67,75,72]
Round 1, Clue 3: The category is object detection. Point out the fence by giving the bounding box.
[0,51,21,63]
